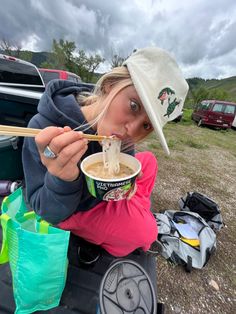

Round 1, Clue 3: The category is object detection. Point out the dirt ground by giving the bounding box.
[138,124,236,314]
[0,121,235,313]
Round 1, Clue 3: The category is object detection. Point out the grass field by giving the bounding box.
[137,110,236,314]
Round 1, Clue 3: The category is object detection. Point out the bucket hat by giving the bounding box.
[123,47,189,155]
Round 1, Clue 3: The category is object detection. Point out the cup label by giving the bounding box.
[85,176,136,201]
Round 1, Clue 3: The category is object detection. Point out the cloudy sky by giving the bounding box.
[0,0,236,79]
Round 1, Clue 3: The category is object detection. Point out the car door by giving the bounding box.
[192,101,211,122]
[209,102,225,127]
[223,104,236,127]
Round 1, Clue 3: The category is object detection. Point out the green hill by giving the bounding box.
[0,49,49,67]
[205,76,236,98]
[31,51,51,67]
[186,76,236,107]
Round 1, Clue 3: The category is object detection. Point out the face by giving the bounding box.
[96,85,153,141]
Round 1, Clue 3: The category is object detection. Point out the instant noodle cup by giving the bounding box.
[80,152,141,201]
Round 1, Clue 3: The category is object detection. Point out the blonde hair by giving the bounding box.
[77,66,132,105]
[75,66,133,131]
[75,66,153,145]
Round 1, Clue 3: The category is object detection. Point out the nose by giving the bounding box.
[125,117,145,138]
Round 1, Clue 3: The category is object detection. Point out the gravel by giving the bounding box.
[137,127,236,314]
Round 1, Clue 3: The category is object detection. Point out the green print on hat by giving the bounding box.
[158,87,181,118]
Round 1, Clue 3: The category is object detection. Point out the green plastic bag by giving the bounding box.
[0,188,70,314]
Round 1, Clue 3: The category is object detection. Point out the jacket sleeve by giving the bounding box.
[22,122,85,225]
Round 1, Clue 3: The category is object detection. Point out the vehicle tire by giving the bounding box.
[172,114,182,123]
[198,119,203,127]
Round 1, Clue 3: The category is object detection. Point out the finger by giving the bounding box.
[63,126,72,132]
[48,130,85,156]
[127,183,137,200]
[69,145,88,167]
[137,171,143,179]
[36,126,64,153]
[56,138,88,167]
[46,143,88,182]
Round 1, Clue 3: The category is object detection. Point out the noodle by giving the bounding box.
[102,138,121,174]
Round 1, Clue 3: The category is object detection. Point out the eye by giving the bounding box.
[130,100,140,112]
[143,122,153,130]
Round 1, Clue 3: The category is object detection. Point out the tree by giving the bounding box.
[0,38,22,58]
[110,54,126,68]
[108,46,129,68]
[41,39,104,82]
[40,39,77,71]
[19,51,33,62]
[208,88,229,100]
[191,86,209,104]
[0,38,33,62]
[0,38,13,55]
[75,51,104,82]
[0,38,27,61]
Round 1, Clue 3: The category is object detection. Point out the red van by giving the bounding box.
[39,68,81,84]
[192,100,236,129]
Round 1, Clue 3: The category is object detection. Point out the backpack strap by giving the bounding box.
[185,256,192,272]
[182,192,191,209]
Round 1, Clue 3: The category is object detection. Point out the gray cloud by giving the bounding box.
[0,0,236,78]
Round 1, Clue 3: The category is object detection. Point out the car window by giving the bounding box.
[39,71,59,84]
[224,105,236,114]
[212,103,224,113]
[200,101,211,110]
[0,58,43,85]
[67,74,81,82]
[67,74,77,82]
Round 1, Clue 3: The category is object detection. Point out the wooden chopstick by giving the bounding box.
[0,125,39,137]
[0,125,116,141]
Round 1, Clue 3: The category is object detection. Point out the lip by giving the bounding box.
[111,133,127,141]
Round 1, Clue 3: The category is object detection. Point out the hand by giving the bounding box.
[35,126,88,181]
[127,183,137,200]
[137,170,143,179]
[126,171,142,200]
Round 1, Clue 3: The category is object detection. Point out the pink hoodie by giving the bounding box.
[59,151,158,257]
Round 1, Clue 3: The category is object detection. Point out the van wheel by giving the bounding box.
[198,119,203,127]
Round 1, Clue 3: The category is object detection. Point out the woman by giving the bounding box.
[22,47,188,257]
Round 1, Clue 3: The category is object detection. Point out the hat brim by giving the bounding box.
[126,64,170,155]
